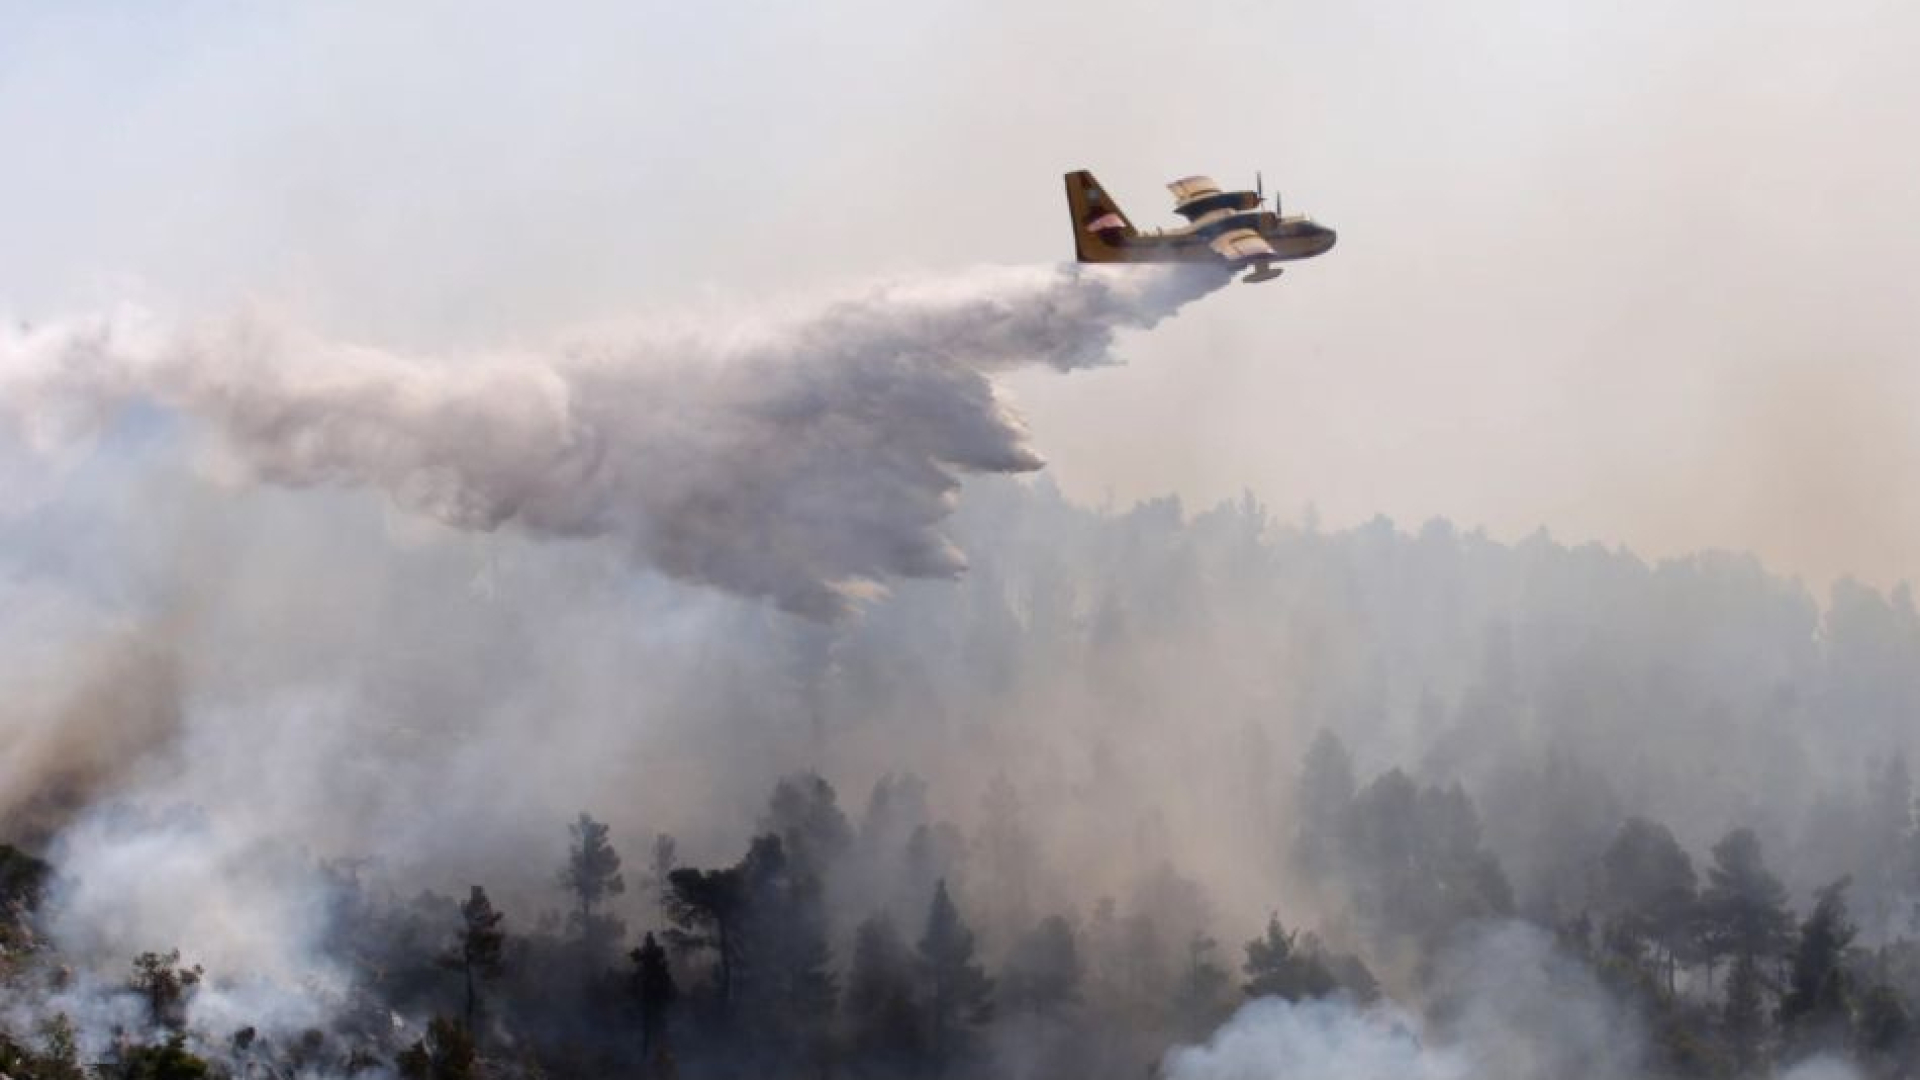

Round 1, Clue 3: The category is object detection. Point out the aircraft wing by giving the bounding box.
[1208,229,1276,263]
[1168,175,1222,201]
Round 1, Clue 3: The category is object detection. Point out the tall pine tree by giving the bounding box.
[846,914,923,1070]
[918,879,993,1073]
[628,932,677,1064]
[442,886,505,1032]
[1779,878,1857,1056]
[1698,828,1793,976]
[1241,915,1337,1002]
[560,812,627,964]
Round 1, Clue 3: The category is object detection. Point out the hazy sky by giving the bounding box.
[5,0,1919,590]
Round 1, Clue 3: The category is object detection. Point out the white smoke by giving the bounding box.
[0,260,1225,1055]
[1780,1057,1869,1080]
[1165,923,1643,1080]
[1,263,1225,618]
[1164,996,1465,1080]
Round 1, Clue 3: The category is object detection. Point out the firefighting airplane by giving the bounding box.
[1065,170,1336,283]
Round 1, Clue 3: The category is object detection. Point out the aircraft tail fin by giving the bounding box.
[1065,170,1136,262]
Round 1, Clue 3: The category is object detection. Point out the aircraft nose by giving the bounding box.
[1317,225,1338,253]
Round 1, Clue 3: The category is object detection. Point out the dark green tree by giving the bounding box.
[397,1016,477,1080]
[1292,729,1357,879]
[35,1014,84,1080]
[560,812,626,953]
[130,950,203,1030]
[761,772,852,879]
[1698,828,1794,979]
[1340,771,1513,949]
[918,879,993,1072]
[441,885,506,1032]
[1856,983,1914,1074]
[1420,781,1517,917]
[0,845,49,963]
[858,774,932,859]
[1779,877,1857,1055]
[1309,934,1381,1003]
[664,834,785,1020]
[977,776,1038,938]
[665,862,747,1016]
[1911,811,1920,936]
[1596,817,1699,992]
[1000,914,1083,1016]
[1172,934,1233,1038]
[1866,756,1913,927]
[629,932,678,1062]
[1,1015,87,1080]
[1722,953,1768,1070]
[1241,915,1337,1001]
[120,1034,212,1080]
[742,860,838,1062]
[845,913,923,1069]
[1111,911,1173,1011]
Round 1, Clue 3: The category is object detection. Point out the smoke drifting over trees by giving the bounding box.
[0,267,1918,1078]
[0,264,1221,618]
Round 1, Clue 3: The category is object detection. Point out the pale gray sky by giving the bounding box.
[5,0,1918,590]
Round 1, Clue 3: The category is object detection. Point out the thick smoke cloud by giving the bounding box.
[1164,924,1641,1080]
[2,414,1918,1076]
[1,263,1223,617]
[7,6,1919,1079]
[0,573,186,843]
[1,229,1914,1080]
[1163,996,1463,1080]
[0,262,1238,1060]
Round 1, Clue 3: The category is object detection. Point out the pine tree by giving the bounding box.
[35,1014,84,1080]
[0,845,49,961]
[1698,828,1793,979]
[397,1016,477,1080]
[1856,983,1914,1073]
[665,861,747,1017]
[1596,817,1698,993]
[130,950,203,1030]
[1911,804,1920,935]
[761,772,852,880]
[846,914,922,1068]
[119,1034,213,1080]
[629,932,678,1063]
[664,834,785,1022]
[750,865,838,1062]
[1779,878,1856,1055]
[1171,934,1232,1038]
[1241,915,1337,1001]
[559,812,626,961]
[918,879,993,1072]
[1722,953,1767,1070]
[1000,915,1083,1016]
[1341,770,1514,948]
[1292,729,1357,879]
[977,776,1037,936]
[441,886,506,1032]
[1864,756,1913,933]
